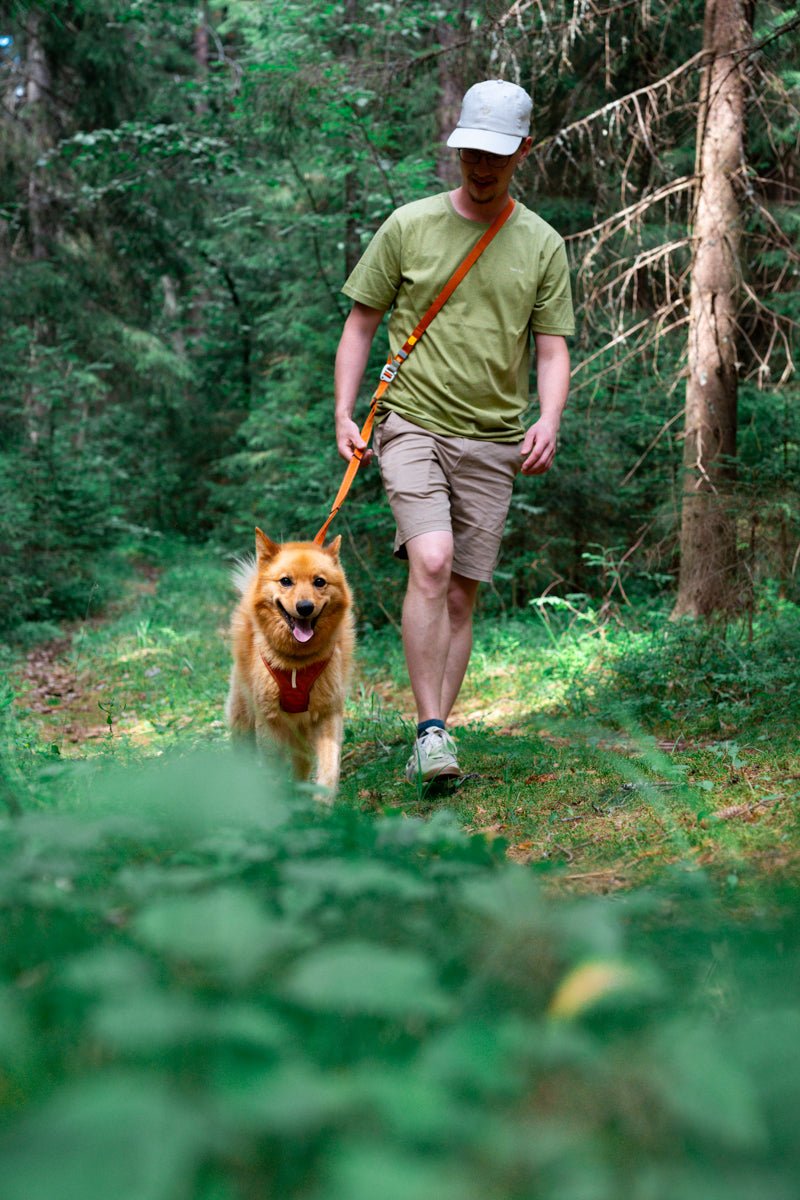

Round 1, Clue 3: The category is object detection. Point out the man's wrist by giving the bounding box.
[533,413,561,431]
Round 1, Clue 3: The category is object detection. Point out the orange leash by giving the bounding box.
[314,197,515,545]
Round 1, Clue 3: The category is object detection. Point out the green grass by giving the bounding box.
[3,539,799,905]
[343,591,800,905]
[4,539,232,767]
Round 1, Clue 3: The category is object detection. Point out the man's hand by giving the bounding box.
[334,302,385,464]
[522,333,570,475]
[520,416,559,475]
[336,415,373,465]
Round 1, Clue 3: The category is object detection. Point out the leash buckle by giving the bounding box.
[379,360,399,383]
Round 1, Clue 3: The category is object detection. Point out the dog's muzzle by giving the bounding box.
[276,599,317,644]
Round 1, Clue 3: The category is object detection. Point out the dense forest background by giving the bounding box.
[0,0,797,632]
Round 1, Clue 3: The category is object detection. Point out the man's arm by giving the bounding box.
[519,333,571,476]
[334,301,386,463]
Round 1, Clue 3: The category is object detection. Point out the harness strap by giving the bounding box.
[314,197,516,545]
[261,654,331,714]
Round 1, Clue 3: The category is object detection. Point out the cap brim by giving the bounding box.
[446,127,523,156]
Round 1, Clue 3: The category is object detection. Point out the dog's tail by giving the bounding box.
[230,554,257,595]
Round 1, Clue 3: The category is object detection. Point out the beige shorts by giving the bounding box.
[374,411,522,582]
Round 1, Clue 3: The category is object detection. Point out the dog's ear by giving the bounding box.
[255,528,280,564]
[324,535,342,561]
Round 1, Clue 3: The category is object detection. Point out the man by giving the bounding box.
[334,79,574,783]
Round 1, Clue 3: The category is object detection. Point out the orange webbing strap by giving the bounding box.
[314,197,515,545]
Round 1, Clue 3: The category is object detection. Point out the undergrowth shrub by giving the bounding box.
[0,748,798,1200]
[584,594,800,735]
[0,444,126,635]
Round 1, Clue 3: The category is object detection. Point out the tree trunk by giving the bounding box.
[25,10,54,261]
[672,0,753,618]
[341,0,362,278]
[22,12,57,448]
[194,1,210,114]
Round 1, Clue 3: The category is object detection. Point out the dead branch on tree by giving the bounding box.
[532,51,706,158]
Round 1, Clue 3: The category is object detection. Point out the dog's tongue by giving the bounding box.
[292,621,314,644]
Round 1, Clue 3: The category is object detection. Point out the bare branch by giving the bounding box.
[739,282,797,385]
[587,239,692,303]
[532,52,706,157]
[742,189,800,263]
[620,409,684,486]
[571,302,689,378]
[566,177,695,245]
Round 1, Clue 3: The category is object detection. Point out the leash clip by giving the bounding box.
[379,360,400,383]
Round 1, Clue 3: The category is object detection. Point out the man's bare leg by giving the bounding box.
[402,531,454,723]
[441,573,480,720]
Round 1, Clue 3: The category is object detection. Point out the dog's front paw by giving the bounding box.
[313,778,338,805]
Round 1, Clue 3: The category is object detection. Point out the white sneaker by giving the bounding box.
[405,727,460,784]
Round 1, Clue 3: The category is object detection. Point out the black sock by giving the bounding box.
[417,719,445,738]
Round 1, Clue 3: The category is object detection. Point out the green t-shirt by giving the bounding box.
[342,192,574,442]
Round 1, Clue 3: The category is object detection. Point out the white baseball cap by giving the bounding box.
[446,80,532,156]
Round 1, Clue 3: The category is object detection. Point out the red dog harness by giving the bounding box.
[261,655,330,714]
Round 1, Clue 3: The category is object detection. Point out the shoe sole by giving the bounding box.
[421,772,463,796]
[407,764,461,785]
[423,764,461,781]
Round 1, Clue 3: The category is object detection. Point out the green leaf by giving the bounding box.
[219,1062,364,1135]
[421,1018,538,1097]
[282,940,451,1019]
[91,991,289,1056]
[95,749,291,837]
[458,865,544,925]
[650,1019,767,1149]
[281,858,434,902]
[319,1142,481,1200]
[61,947,155,996]
[0,1073,209,1200]
[133,887,300,983]
[352,1066,475,1143]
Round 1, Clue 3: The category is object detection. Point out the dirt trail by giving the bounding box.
[17,638,109,745]
[14,567,161,747]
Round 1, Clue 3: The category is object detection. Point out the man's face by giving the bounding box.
[458,139,531,205]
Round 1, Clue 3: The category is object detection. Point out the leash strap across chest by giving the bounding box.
[261,654,331,713]
[314,197,515,545]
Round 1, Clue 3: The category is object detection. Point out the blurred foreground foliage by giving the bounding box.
[0,747,799,1200]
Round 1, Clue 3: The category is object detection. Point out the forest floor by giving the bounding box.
[5,540,799,910]
[3,543,799,1200]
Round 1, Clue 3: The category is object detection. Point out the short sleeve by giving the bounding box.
[341,213,403,312]
[530,239,575,336]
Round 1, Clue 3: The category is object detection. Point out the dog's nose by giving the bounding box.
[295,600,315,619]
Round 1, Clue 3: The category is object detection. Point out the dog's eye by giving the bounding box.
[313,577,327,589]
[279,576,293,587]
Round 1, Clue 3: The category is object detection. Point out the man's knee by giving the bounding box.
[406,534,453,585]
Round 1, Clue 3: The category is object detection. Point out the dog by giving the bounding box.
[226,529,355,798]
